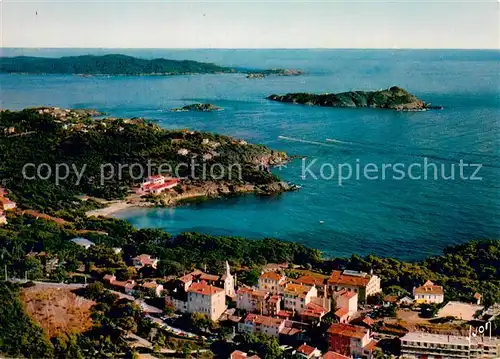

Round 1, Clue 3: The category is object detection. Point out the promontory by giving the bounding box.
[267,86,442,111]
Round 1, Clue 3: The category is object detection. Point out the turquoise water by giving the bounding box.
[1,49,499,259]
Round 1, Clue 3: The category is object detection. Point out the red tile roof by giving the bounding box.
[297,344,317,356]
[259,271,283,281]
[284,283,312,298]
[328,270,370,287]
[133,254,157,266]
[384,295,398,303]
[336,289,357,299]
[245,313,284,328]
[295,275,326,287]
[188,282,224,296]
[334,307,349,318]
[414,280,444,295]
[301,302,328,318]
[322,351,350,359]
[327,323,368,340]
[363,339,378,352]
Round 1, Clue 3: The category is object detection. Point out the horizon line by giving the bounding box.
[2,47,499,51]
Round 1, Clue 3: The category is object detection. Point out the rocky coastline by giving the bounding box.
[267,86,443,111]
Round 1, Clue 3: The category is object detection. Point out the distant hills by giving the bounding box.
[0,54,237,75]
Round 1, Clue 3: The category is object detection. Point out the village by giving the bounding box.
[1,175,499,358]
[22,229,499,359]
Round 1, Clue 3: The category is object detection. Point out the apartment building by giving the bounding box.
[185,282,227,321]
[327,270,381,302]
[282,283,318,314]
[327,323,377,359]
[400,332,500,359]
[238,313,285,337]
[236,287,280,316]
[258,271,286,294]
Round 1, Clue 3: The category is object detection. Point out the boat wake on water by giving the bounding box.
[278,136,500,169]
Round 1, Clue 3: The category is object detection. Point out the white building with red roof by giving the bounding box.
[327,270,381,301]
[138,175,180,195]
[333,289,358,323]
[236,287,280,316]
[229,350,260,359]
[186,282,227,321]
[413,280,444,304]
[296,344,322,358]
[282,283,318,314]
[132,254,159,269]
[258,271,286,294]
[238,313,285,337]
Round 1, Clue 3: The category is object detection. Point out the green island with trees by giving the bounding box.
[0,54,303,77]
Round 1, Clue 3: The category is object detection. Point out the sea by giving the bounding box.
[1,48,499,260]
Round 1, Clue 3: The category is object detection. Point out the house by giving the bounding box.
[229,350,260,359]
[327,323,377,359]
[398,296,414,307]
[176,262,235,297]
[138,175,180,195]
[295,274,328,297]
[282,283,318,314]
[0,197,16,211]
[383,295,398,307]
[295,344,321,358]
[333,290,358,323]
[142,281,164,297]
[70,237,95,250]
[0,211,7,225]
[238,313,285,338]
[327,270,381,302]
[236,287,280,316]
[258,271,286,294]
[413,280,444,304]
[300,302,329,324]
[112,280,136,295]
[321,351,350,359]
[186,282,227,321]
[400,332,500,359]
[132,254,159,270]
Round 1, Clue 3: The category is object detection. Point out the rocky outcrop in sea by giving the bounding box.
[171,103,222,112]
[267,86,443,111]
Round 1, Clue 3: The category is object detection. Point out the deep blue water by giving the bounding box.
[1,48,499,260]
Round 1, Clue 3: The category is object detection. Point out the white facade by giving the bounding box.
[401,332,500,359]
[238,314,285,338]
[258,272,286,294]
[283,283,318,313]
[186,283,227,321]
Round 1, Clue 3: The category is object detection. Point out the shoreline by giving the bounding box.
[86,200,152,218]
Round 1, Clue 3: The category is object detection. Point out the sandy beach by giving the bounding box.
[86,200,141,217]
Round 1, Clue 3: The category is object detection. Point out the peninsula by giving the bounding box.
[267,86,443,111]
[0,107,291,216]
[0,54,303,77]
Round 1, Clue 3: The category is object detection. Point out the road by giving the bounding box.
[146,315,198,338]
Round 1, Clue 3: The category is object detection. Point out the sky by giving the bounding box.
[1,1,499,49]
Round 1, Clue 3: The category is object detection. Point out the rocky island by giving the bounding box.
[267,86,443,111]
[171,103,222,112]
[246,68,304,78]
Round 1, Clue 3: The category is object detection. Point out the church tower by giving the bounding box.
[223,261,235,297]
